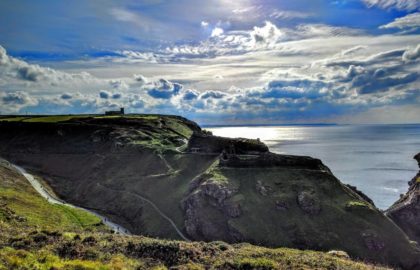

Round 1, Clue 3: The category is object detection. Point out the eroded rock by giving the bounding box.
[297,190,321,214]
[182,178,242,241]
[275,200,288,211]
[256,180,272,196]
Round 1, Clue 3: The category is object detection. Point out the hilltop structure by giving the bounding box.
[105,107,124,116]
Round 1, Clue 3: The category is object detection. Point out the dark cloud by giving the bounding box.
[326,48,406,68]
[99,90,110,99]
[134,74,148,84]
[199,90,226,99]
[60,93,72,100]
[2,91,34,105]
[112,93,122,99]
[182,89,198,100]
[147,79,182,99]
[358,72,418,94]
[403,45,420,61]
[16,66,43,82]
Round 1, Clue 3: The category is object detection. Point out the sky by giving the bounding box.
[0,0,419,125]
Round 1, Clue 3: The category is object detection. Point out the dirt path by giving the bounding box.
[98,183,190,241]
[6,161,132,235]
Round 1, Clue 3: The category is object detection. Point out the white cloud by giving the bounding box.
[211,27,224,37]
[0,45,100,91]
[380,12,420,30]
[295,24,361,38]
[116,50,159,63]
[270,10,312,20]
[109,8,158,31]
[362,0,420,11]
[250,21,284,46]
[118,21,363,65]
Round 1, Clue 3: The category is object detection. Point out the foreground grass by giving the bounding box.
[0,232,390,270]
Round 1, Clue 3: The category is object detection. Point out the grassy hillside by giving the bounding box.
[0,115,419,269]
[0,161,106,235]
[0,162,391,270]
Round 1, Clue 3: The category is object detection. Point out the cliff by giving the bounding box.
[0,115,419,269]
[386,153,420,245]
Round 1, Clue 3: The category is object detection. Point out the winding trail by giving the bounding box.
[175,139,189,153]
[3,160,132,235]
[98,183,190,241]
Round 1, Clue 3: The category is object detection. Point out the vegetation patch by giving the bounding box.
[345,200,372,211]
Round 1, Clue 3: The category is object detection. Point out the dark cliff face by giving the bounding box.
[0,116,420,269]
[386,153,420,245]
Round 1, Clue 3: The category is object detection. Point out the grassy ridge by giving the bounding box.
[0,115,196,153]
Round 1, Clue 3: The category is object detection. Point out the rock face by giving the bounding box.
[0,116,420,269]
[386,153,420,244]
[297,190,321,215]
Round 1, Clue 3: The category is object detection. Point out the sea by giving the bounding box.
[206,124,420,210]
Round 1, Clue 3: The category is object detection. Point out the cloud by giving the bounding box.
[99,90,110,99]
[112,93,122,99]
[211,27,224,37]
[182,89,199,100]
[380,12,420,30]
[2,91,34,105]
[362,0,420,11]
[261,80,328,99]
[98,91,122,100]
[147,79,183,99]
[0,91,38,113]
[109,79,129,90]
[250,21,284,46]
[120,21,362,64]
[134,74,148,85]
[357,72,418,94]
[270,10,312,20]
[116,50,158,63]
[199,90,226,99]
[109,8,159,32]
[61,93,73,100]
[295,24,361,38]
[403,44,420,61]
[0,45,100,89]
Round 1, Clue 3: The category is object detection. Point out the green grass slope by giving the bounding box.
[0,162,390,270]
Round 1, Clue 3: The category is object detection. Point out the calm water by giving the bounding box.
[207,124,420,210]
